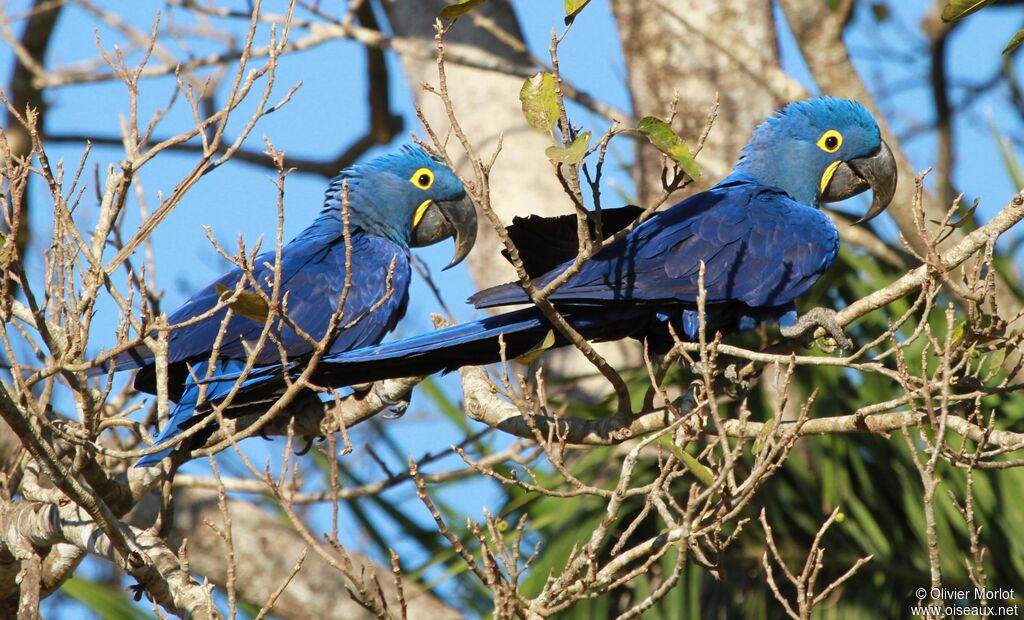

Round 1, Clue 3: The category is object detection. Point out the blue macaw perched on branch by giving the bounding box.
[209,97,897,401]
[89,146,477,466]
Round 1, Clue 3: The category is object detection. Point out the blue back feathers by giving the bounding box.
[724,97,882,207]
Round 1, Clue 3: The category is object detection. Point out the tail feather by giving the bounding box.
[204,307,559,398]
[135,359,245,467]
[135,390,198,467]
[300,307,555,387]
[202,304,658,405]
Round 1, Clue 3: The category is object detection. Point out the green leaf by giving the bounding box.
[514,329,556,365]
[439,0,489,19]
[940,0,994,22]
[0,233,12,265]
[753,417,775,456]
[636,116,701,180]
[1005,28,1024,54]
[657,435,714,487]
[564,0,591,24]
[519,72,559,131]
[545,131,591,164]
[929,197,979,229]
[216,283,270,323]
[951,319,967,348]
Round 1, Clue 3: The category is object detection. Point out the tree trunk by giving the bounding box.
[382,0,637,385]
[611,0,782,200]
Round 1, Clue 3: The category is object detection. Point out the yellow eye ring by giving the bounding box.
[410,167,434,190]
[817,130,843,154]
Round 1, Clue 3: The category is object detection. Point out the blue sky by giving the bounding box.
[3,0,1022,613]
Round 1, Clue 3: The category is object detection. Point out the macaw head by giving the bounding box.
[323,145,477,269]
[731,97,897,222]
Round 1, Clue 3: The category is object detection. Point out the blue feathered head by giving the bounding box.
[728,97,896,221]
[323,145,477,268]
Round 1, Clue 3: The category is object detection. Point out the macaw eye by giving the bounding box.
[410,168,434,190]
[817,130,843,154]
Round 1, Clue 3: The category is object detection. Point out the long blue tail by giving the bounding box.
[223,307,553,390]
[153,310,559,463]
[135,359,245,467]
[209,305,654,401]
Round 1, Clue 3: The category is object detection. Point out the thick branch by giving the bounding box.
[0,498,218,619]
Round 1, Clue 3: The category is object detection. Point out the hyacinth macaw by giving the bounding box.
[210,97,897,401]
[89,146,476,466]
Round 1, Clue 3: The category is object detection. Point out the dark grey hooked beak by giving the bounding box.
[409,194,478,270]
[821,139,897,224]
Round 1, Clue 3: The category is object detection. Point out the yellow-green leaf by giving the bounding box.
[564,0,591,24]
[951,319,967,348]
[0,233,12,265]
[940,0,994,22]
[515,330,556,365]
[216,284,270,323]
[439,0,489,19]
[658,436,714,487]
[519,72,559,131]
[1005,28,1024,55]
[753,417,775,456]
[545,131,590,165]
[929,197,979,229]
[636,116,700,180]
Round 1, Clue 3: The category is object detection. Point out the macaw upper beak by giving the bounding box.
[409,194,478,269]
[820,139,897,224]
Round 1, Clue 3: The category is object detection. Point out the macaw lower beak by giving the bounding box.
[820,139,897,224]
[409,194,478,270]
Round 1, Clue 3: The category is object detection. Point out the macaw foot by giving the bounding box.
[381,396,411,420]
[779,307,852,351]
[690,357,751,397]
[381,403,409,420]
[723,362,753,398]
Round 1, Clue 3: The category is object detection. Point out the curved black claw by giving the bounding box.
[779,307,853,351]
[381,398,410,420]
[128,582,150,602]
[379,383,412,420]
[294,436,317,456]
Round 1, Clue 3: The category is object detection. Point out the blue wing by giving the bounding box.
[471,181,839,311]
[124,217,411,467]
[94,215,411,385]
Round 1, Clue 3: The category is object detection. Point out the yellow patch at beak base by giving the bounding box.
[412,199,433,230]
[819,160,843,196]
